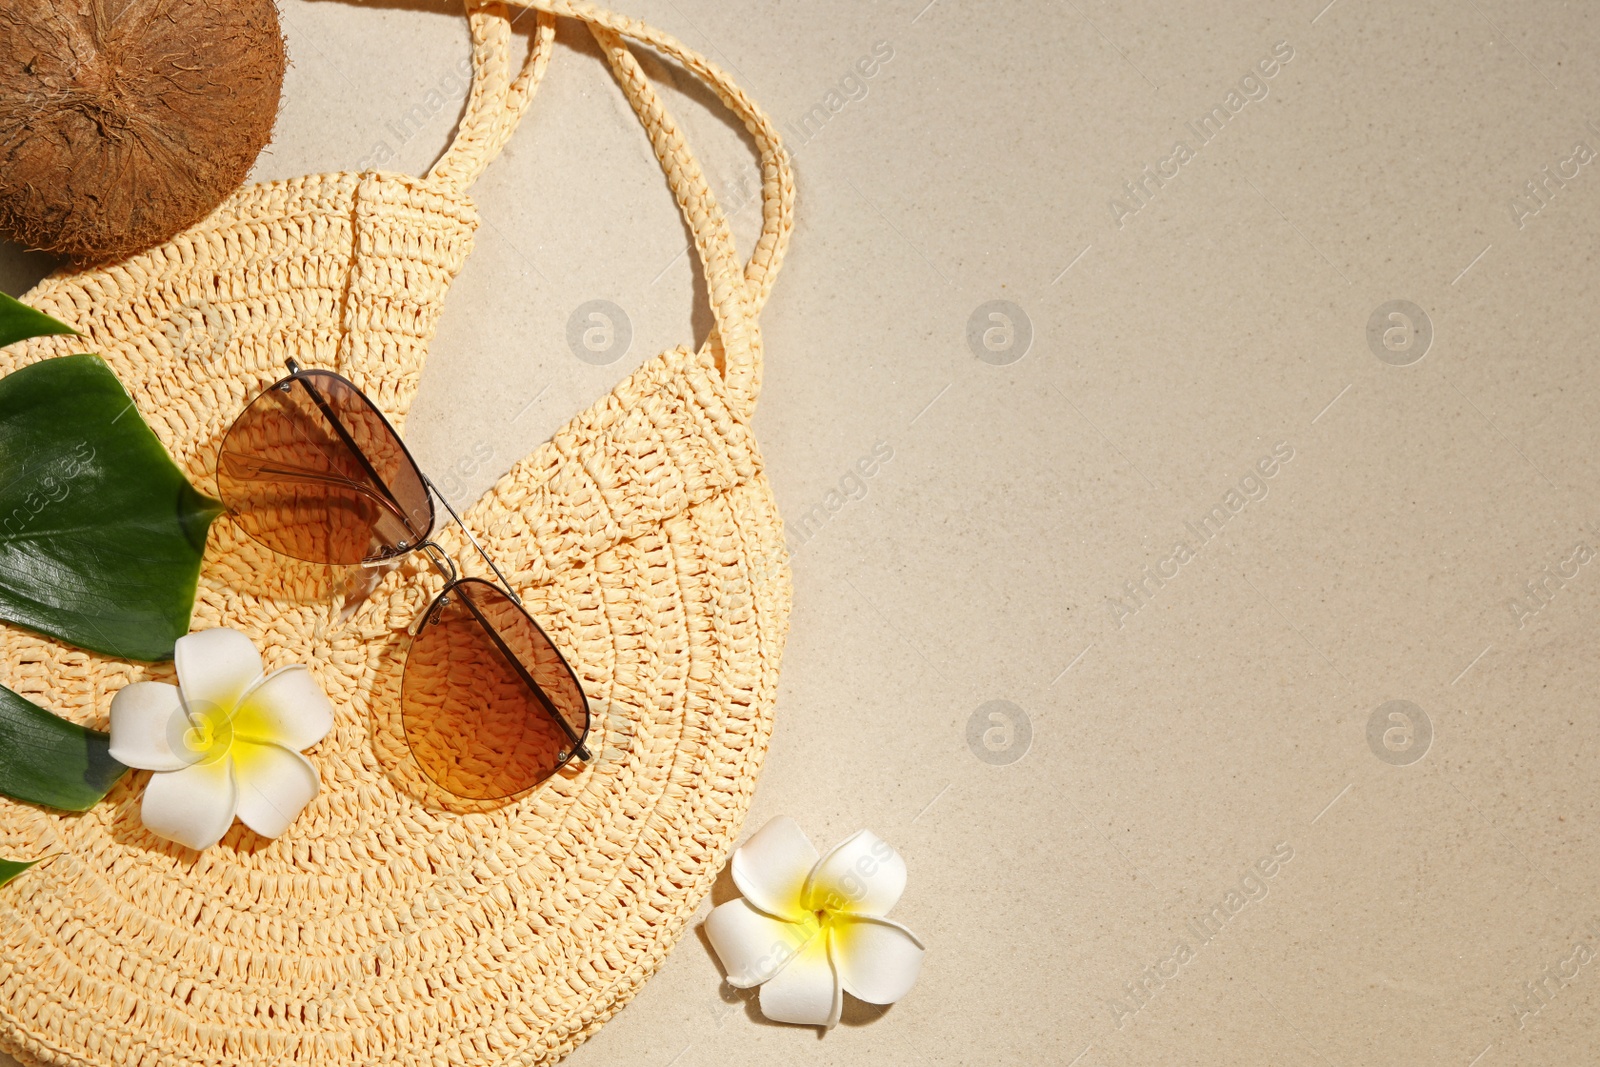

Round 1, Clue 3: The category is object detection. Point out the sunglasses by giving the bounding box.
[215,358,591,800]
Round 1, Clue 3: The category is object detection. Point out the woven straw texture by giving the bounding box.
[0,2,794,1064]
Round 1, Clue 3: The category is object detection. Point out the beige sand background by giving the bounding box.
[5,1,1600,1064]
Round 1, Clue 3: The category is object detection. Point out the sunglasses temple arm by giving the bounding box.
[422,474,524,606]
[455,586,592,762]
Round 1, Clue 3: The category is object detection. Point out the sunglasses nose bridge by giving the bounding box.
[418,541,457,582]
[419,472,524,607]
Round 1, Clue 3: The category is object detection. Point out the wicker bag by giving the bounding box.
[0,1,793,1064]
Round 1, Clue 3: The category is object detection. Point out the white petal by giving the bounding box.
[108,682,194,772]
[175,628,263,718]
[231,666,334,751]
[231,740,320,838]
[731,815,819,922]
[805,829,907,918]
[758,926,841,1029]
[139,758,237,851]
[704,898,815,988]
[830,915,926,1005]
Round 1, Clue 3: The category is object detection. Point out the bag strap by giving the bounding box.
[561,2,795,330]
[429,1,558,191]
[430,0,795,416]
[588,22,761,410]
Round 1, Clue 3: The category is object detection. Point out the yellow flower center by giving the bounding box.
[179,701,235,765]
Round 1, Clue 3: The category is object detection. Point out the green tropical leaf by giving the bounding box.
[0,353,223,660]
[0,856,40,890]
[0,684,125,810]
[0,292,77,349]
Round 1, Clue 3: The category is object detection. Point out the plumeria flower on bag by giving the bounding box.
[705,816,926,1029]
[108,627,333,850]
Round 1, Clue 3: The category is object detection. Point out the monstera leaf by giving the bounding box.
[0,297,222,660]
[0,685,124,811]
[0,857,40,891]
[0,295,76,349]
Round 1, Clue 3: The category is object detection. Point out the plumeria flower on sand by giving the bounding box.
[108,628,333,851]
[705,816,926,1029]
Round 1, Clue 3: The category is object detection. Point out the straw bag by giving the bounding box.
[0,2,793,1064]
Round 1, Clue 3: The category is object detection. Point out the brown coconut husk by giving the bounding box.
[0,0,286,266]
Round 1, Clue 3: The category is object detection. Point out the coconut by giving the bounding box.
[0,0,285,265]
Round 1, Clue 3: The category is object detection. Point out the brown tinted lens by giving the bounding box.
[402,578,590,800]
[217,369,433,565]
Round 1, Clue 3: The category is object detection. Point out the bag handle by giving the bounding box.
[429,1,558,192]
[430,0,795,415]
[587,22,760,410]
[559,2,795,335]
